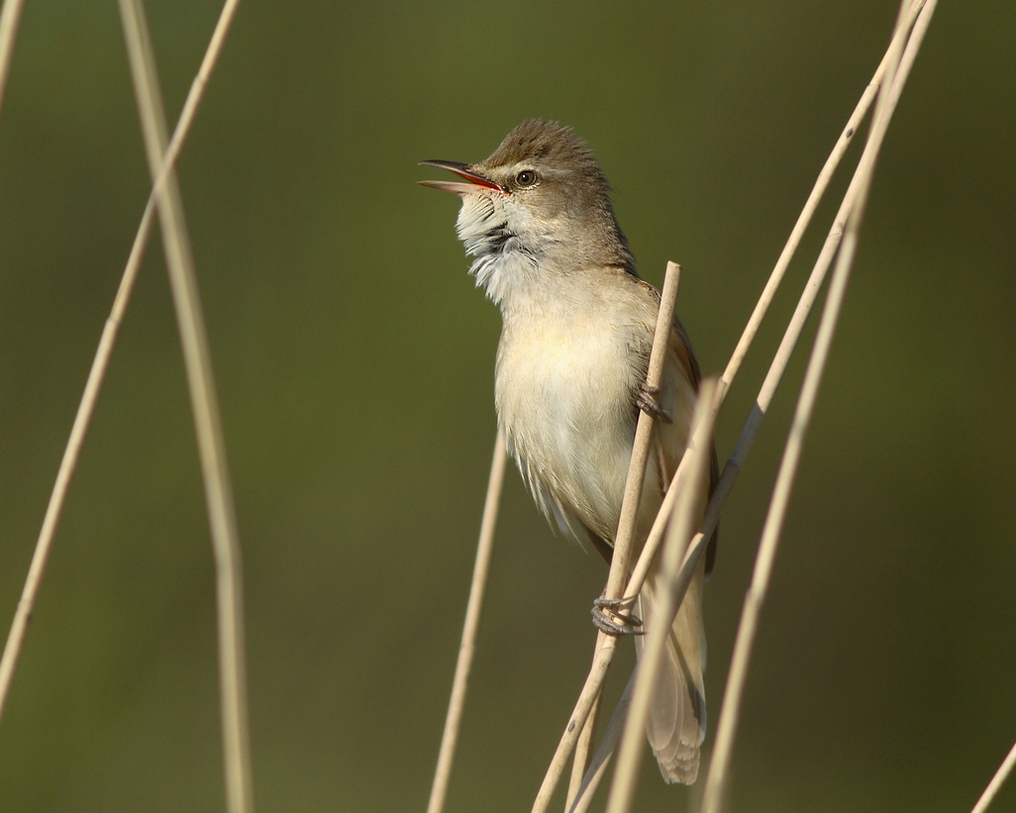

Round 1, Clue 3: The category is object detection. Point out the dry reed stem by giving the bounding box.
[532,634,622,813]
[606,379,717,813]
[615,0,924,614]
[566,675,634,813]
[531,262,682,813]
[532,5,936,807]
[713,0,922,408]
[0,0,244,724]
[604,261,683,601]
[0,0,24,116]
[144,0,243,242]
[426,434,508,813]
[971,740,1016,813]
[566,682,602,808]
[118,1,252,811]
[700,4,936,812]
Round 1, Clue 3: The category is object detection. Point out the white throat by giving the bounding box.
[455,192,561,310]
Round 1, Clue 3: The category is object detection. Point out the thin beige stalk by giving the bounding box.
[0,245,150,724]
[605,261,682,601]
[144,0,243,239]
[614,0,928,612]
[531,262,682,813]
[971,740,1016,813]
[426,434,508,813]
[0,0,24,116]
[0,0,244,724]
[118,2,252,812]
[714,0,924,407]
[606,380,717,813]
[566,685,602,809]
[532,5,934,807]
[532,631,622,813]
[566,675,634,813]
[700,5,936,813]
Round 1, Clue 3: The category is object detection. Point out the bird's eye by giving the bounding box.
[515,170,537,187]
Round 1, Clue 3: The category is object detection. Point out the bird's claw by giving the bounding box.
[636,383,672,423]
[591,595,643,636]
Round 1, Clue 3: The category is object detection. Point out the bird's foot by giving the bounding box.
[636,383,673,424]
[591,594,643,636]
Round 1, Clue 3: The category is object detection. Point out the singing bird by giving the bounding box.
[420,120,717,784]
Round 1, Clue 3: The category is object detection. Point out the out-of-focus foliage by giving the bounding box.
[0,2,1013,811]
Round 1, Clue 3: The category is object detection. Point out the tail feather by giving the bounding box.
[636,556,707,784]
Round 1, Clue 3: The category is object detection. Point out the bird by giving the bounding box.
[419,119,717,784]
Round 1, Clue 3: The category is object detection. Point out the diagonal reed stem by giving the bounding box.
[971,740,1016,813]
[426,433,508,813]
[565,672,632,813]
[0,0,24,118]
[700,4,937,812]
[603,262,683,603]
[566,688,602,809]
[118,1,252,811]
[0,0,244,726]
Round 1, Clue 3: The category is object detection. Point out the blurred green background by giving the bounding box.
[1,1,1014,811]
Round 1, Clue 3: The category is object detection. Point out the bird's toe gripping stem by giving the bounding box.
[591,594,643,636]
[636,383,673,424]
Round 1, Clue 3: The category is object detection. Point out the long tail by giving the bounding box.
[636,555,707,784]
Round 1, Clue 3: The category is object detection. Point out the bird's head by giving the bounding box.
[420,120,635,288]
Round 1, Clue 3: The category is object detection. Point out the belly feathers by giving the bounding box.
[495,320,638,539]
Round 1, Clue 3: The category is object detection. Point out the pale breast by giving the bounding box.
[494,299,648,541]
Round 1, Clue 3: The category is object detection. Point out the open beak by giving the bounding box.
[418,160,504,194]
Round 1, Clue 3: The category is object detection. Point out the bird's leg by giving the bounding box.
[636,382,672,423]
[591,592,643,635]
